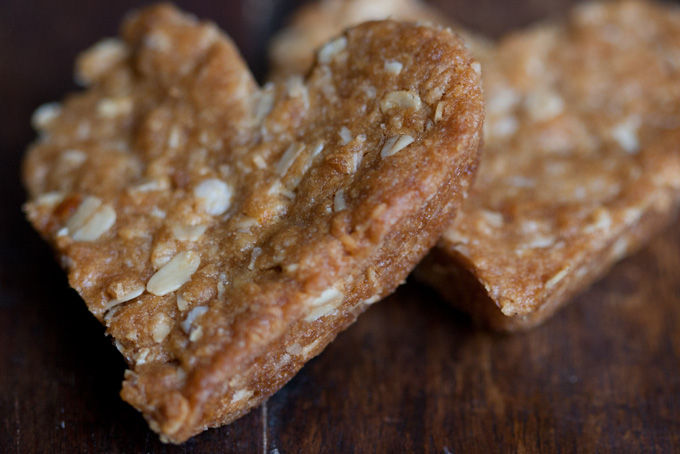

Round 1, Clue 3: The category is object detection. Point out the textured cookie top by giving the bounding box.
[444,0,680,316]
[23,4,483,442]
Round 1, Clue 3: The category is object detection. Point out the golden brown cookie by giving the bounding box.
[417,0,680,330]
[23,4,483,442]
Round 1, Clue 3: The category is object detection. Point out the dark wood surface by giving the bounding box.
[2,1,679,452]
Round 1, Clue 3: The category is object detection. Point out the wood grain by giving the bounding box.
[1,0,679,452]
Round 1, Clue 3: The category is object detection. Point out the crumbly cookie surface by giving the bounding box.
[420,0,680,330]
[23,4,483,442]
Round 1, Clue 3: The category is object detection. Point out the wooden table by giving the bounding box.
[1,1,679,452]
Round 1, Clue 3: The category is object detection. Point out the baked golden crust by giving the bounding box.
[22,4,483,442]
[418,0,680,330]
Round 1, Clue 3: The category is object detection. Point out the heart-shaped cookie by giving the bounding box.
[23,4,483,442]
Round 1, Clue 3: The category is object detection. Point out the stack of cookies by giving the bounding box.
[22,0,680,443]
[269,0,680,331]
